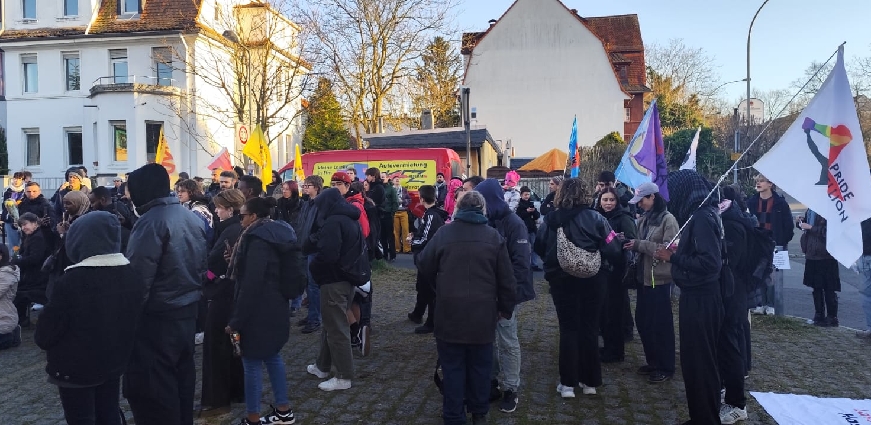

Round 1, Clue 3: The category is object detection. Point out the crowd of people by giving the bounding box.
[0,160,870,425]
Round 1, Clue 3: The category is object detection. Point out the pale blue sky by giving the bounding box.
[455,0,871,104]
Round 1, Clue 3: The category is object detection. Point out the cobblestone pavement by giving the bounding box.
[2,264,871,424]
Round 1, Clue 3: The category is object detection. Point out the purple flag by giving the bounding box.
[631,102,670,200]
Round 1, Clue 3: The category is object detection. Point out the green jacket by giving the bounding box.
[382,184,399,215]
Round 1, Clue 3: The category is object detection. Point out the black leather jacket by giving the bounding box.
[535,206,622,280]
[126,197,207,317]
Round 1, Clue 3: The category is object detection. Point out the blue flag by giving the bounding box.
[567,116,579,178]
[614,99,670,200]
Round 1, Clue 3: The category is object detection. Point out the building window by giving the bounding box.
[22,54,38,93]
[66,128,83,165]
[24,130,40,166]
[625,107,631,123]
[120,0,140,15]
[111,121,127,162]
[63,53,80,91]
[145,122,162,163]
[64,0,78,16]
[110,49,128,84]
[23,0,36,19]
[152,47,172,86]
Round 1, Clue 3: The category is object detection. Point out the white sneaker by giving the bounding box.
[764,306,775,316]
[306,364,329,379]
[579,382,597,395]
[750,306,765,315]
[719,404,748,424]
[556,384,575,399]
[194,332,204,345]
[318,377,351,391]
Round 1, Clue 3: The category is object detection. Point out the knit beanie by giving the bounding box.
[127,163,171,209]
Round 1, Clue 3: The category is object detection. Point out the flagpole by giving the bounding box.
[664,43,846,248]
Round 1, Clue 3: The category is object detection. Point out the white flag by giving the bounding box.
[680,127,701,170]
[754,46,871,267]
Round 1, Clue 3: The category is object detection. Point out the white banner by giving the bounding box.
[752,392,871,425]
[680,127,701,170]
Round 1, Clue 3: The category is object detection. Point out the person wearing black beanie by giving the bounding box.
[123,163,208,425]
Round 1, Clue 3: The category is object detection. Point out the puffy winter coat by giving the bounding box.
[0,266,20,334]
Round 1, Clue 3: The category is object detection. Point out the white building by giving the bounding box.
[461,0,649,157]
[0,0,307,181]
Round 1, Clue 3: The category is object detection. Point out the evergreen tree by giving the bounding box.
[302,78,351,152]
[413,36,462,128]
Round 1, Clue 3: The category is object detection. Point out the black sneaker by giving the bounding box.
[649,372,672,383]
[301,322,320,334]
[637,365,654,375]
[407,312,423,324]
[827,317,840,327]
[471,413,488,424]
[813,317,829,327]
[261,405,295,425]
[499,390,518,413]
[239,419,261,425]
[414,325,433,334]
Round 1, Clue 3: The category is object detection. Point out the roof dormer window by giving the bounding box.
[119,0,141,16]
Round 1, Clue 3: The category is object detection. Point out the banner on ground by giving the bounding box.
[753,46,871,267]
[614,99,669,200]
[752,392,871,425]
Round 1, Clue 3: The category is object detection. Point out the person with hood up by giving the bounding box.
[407,185,448,334]
[12,213,52,328]
[717,185,754,424]
[595,187,637,364]
[305,187,364,392]
[624,183,678,383]
[653,169,724,425]
[57,191,90,237]
[442,177,464,223]
[502,171,521,212]
[0,244,21,350]
[417,190,516,425]
[35,211,145,425]
[51,167,91,219]
[533,178,622,399]
[3,171,26,249]
[226,196,302,425]
[475,178,532,413]
[123,163,208,425]
[199,189,246,417]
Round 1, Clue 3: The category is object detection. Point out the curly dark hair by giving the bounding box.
[554,178,588,210]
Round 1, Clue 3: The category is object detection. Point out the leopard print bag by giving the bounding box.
[556,226,601,278]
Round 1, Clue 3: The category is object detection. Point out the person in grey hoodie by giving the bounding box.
[474,178,532,413]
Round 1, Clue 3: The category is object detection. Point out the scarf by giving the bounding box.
[227,218,270,281]
[7,181,24,193]
[453,207,488,224]
[63,190,91,218]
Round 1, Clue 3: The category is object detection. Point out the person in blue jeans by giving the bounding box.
[298,175,324,334]
[856,216,871,338]
[227,197,302,425]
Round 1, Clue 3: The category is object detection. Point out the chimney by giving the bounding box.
[488,19,497,27]
[570,9,578,14]
[420,109,433,130]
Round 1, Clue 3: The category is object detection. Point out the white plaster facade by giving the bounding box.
[462,0,629,157]
[0,0,306,180]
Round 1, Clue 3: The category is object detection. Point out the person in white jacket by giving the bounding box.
[0,244,21,350]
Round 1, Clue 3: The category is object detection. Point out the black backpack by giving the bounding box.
[279,244,308,300]
[339,229,372,287]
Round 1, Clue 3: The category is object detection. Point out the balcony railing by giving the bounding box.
[89,75,181,97]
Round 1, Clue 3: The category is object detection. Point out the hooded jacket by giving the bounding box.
[443,178,463,218]
[307,188,364,286]
[35,212,145,387]
[0,265,20,334]
[416,207,516,344]
[477,179,535,304]
[666,170,722,291]
[747,191,794,248]
[126,196,207,317]
[229,219,298,359]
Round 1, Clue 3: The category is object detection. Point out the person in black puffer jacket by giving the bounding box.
[35,212,145,425]
[11,213,52,328]
[304,187,363,391]
[595,187,637,364]
[123,163,208,425]
[227,197,301,425]
[655,170,724,425]
[534,178,622,398]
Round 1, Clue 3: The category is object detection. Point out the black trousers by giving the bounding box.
[719,282,747,409]
[201,295,244,408]
[412,271,435,327]
[812,288,839,319]
[601,272,626,360]
[436,339,493,425]
[623,290,635,338]
[635,283,676,375]
[57,378,122,425]
[380,214,395,258]
[679,287,724,425]
[549,272,607,387]
[123,310,197,425]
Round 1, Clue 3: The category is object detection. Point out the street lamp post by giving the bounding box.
[743,0,770,182]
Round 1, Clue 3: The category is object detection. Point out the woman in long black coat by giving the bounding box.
[199,189,246,416]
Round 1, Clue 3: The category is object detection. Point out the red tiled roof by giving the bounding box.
[0,27,86,40]
[88,0,202,35]
[461,1,649,93]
